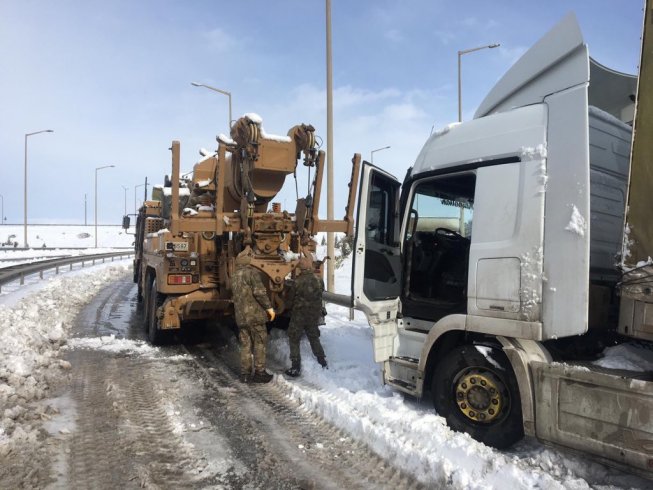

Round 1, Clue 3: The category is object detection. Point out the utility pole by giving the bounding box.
[24,129,54,247]
[84,193,87,225]
[326,0,335,292]
[191,82,233,128]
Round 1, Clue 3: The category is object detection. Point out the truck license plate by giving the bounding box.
[166,242,188,251]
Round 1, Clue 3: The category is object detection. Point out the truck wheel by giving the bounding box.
[431,344,523,449]
[142,272,154,327]
[135,261,143,303]
[147,278,168,345]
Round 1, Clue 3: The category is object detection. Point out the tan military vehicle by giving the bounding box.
[127,114,359,344]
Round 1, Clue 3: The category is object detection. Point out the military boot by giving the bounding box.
[317,356,328,369]
[239,373,252,383]
[252,370,273,384]
[284,359,301,377]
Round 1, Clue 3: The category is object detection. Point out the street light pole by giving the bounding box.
[135,182,146,215]
[0,194,3,225]
[457,43,500,122]
[121,185,128,215]
[95,165,115,248]
[190,82,232,128]
[371,145,391,164]
[84,193,87,225]
[326,0,335,293]
[24,129,54,247]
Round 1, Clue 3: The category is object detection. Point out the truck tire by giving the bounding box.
[146,277,168,345]
[135,261,143,303]
[431,344,523,449]
[142,273,152,326]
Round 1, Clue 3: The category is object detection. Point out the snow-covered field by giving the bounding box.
[0,224,133,251]
[0,232,651,488]
[0,224,133,273]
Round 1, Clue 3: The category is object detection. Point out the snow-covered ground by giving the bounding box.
[0,224,133,251]
[0,224,133,271]
[0,235,652,487]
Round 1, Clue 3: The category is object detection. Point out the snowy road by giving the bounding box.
[3,270,423,488]
[0,263,651,489]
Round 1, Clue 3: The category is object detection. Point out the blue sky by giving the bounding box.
[0,0,644,224]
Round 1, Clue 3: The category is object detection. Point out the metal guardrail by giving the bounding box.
[0,246,133,252]
[0,251,134,292]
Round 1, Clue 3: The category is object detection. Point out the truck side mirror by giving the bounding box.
[122,215,130,230]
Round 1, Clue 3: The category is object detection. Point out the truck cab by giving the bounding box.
[349,14,652,478]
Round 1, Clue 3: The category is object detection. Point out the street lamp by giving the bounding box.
[326,0,335,293]
[190,82,232,129]
[121,185,128,215]
[371,146,391,164]
[458,43,500,122]
[95,165,115,248]
[135,182,146,215]
[0,194,3,226]
[24,129,54,247]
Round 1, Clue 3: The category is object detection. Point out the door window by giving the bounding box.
[404,173,475,319]
[363,172,401,300]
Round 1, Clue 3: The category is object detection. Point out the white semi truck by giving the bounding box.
[329,13,653,478]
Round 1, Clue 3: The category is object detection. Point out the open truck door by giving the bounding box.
[352,163,401,362]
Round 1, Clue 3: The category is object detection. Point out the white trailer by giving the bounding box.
[330,13,653,478]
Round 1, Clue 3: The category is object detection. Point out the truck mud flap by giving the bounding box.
[532,362,653,478]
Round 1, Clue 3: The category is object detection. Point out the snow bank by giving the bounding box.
[0,264,130,456]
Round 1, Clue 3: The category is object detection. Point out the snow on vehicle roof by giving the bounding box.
[153,186,190,197]
[260,127,292,143]
[243,112,262,124]
[217,133,235,145]
[238,114,292,142]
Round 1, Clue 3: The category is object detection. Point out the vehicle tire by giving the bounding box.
[146,277,168,345]
[142,273,152,326]
[431,344,523,449]
[135,261,143,303]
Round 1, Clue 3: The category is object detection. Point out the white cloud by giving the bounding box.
[202,27,237,52]
[292,84,402,112]
[434,29,456,46]
[459,17,498,30]
[460,17,479,28]
[384,29,403,43]
[247,82,446,214]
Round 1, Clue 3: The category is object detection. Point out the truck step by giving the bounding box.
[386,377,418,396]
[389,356,419,369]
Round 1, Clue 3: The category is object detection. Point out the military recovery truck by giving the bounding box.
[327,13,653,478]
[128,114,359,344]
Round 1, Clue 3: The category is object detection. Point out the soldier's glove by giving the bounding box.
[266,308,276,322]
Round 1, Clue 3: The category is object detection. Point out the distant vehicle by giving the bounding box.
[329,13,653,479]
[1,234,18,248]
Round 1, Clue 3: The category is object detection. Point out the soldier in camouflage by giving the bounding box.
[232,247,276,383]
[285,255,327,377]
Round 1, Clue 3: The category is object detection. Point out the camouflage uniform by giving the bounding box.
[286,262,326,376]
[232,256,273,379]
